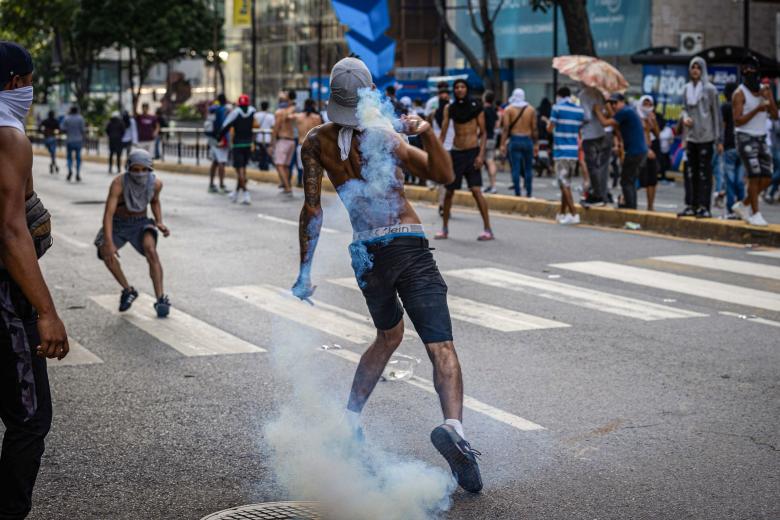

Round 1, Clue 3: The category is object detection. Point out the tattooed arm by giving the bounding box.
[291,130,324,303]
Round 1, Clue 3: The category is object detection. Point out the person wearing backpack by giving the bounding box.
[206,94,228,193]
[499,88,537,197]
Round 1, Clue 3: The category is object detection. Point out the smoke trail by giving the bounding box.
[336,88,406,287]
[264,320,455,520]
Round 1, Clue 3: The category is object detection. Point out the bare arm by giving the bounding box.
[0,130,68,359]
[594,107,618,131]
[150,180,169,236]
[396,116,454,184]
[733,89,767,127]
[500,110,510,153]
[101,178,122,257]
[292,131,324,302]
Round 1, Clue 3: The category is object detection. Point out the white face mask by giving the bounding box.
[0,85,33,132]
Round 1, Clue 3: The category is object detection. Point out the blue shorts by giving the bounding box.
[95,216,157,259]
[352,236,453,344]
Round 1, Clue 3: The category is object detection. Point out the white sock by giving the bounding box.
[444,418,465,440]
[346,409,362,430]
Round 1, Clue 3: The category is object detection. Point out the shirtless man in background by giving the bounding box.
[500,88,538,198]
[292,57,483,494]
[272,91,297,195]
[290,98,323,176]
[437,79,493,241]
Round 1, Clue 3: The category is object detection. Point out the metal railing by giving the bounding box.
[28,125,275,167]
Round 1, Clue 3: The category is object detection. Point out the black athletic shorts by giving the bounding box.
[447,147,482,190]
[639,156,658,188]
[232,147,251,168]
[352,236,453,344]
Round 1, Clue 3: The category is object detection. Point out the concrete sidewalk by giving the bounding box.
[35,148,780,247]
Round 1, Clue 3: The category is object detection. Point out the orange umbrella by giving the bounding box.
[553,55,629,97]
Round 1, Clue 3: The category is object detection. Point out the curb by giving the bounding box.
[34,149,780,247]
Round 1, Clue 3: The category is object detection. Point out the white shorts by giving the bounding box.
[210,145,228,164]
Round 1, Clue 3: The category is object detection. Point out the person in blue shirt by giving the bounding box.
[547,86,585,224]
[596,93,648,209]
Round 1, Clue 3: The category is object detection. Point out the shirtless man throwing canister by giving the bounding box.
[292,58,483,493]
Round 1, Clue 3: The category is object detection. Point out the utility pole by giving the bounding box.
[743,0,750,50]
[251,0,257,101]
[317,0,323,104]
[117,46,122,110]
[552,0,558,96]
[439,0,446,75]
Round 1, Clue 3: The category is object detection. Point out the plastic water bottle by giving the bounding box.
[382,354,420,381]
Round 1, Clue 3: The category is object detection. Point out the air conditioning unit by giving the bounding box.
[679,32,704,54]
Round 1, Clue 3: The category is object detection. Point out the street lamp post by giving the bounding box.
[317,0,323,105]
[552,0,558,96]
[251,0,257,102]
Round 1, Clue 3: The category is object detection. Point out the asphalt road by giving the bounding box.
[14,157,780,519]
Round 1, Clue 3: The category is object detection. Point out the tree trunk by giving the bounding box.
[479,0,503,98]
[559,0,596,56]
[433,0,486,79]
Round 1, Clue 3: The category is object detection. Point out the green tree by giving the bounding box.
[0,0,115,107]
[435,0,505,98]
[532,0,596,57]
[111,0,222,113]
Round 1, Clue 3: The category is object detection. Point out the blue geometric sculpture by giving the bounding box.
[344,30,395,79]
[331,0,390,41]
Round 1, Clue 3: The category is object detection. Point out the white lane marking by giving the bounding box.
[48,339,103,367]
[748,250,780,260]
[91,294,265,356]
[257,213,338,234]
[551,261,780,313]
[653,254,780,281]
[446,268,706,321]
[217,284,419,343]
[218,284,544,432]
[719,311,780,329]
[52,231,90,249]
[328,277,569,332]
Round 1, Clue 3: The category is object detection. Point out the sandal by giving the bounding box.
[434,229,449,240]
[477,230,494,241]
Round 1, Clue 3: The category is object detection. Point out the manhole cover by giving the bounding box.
[201,502,321,520]
[72,200,106,205]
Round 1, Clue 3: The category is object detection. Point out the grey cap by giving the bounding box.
[328,57,373,127]
[128,148,154,171]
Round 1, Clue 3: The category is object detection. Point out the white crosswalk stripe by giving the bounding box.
[328,277,570,332]
[446,267,705,321]
[653,255,780,281]
[719,311,780,329]
[551,261,780,313]
[91,293,265,356]
[748,249,780,259]
[217,283,545,432]
[48,339,103,367]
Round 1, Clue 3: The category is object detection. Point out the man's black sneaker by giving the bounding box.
[430,424,483,493]
[119,287,138,312]
[695,207,712,219]
[677,206,696,217]
[154,295,171,318]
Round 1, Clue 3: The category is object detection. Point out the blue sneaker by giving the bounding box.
[118,287,138,312]
[430,424,483,493]
[154,295,171,318]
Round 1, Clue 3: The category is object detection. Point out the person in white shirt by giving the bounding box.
[731,56,778,226]
[253,100,274,170]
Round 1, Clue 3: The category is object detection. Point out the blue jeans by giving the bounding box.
[66,142,82,174]
[769,147,780,197]
[43,137,56,163]
[712,149,724,194]
[722,148,744,212]
[509,135,534,197]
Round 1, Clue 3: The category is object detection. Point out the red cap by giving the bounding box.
[238,94,250,106]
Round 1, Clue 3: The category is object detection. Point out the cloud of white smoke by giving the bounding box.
[264,321,456,520]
